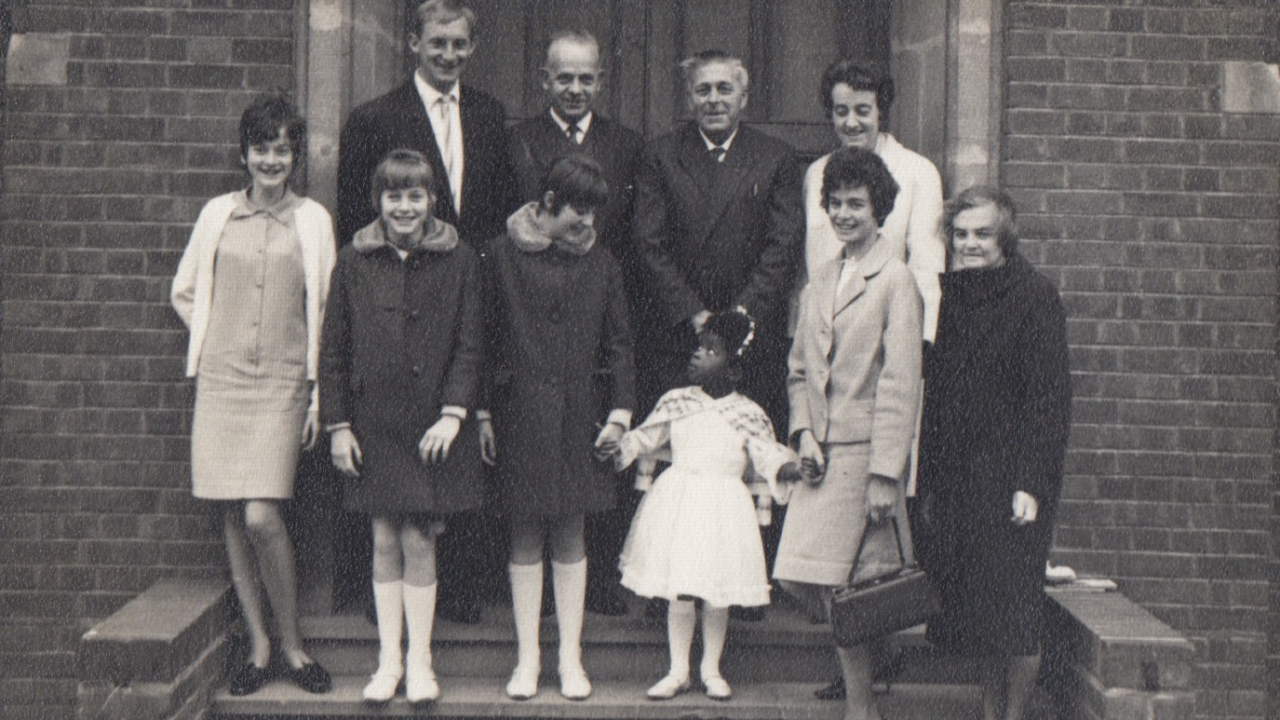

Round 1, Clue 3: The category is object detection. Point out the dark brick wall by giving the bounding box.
[1004,3,1278,720]
[0,3,294,718]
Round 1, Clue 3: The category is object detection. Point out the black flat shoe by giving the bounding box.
[285,661,332,694]
[228,662,272,696]
[814,676,845,700]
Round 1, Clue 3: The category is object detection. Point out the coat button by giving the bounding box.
[550,312,561,323]
[408,310,420,320]
[412,366,421,376]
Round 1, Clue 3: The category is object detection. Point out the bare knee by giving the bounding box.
[509,516,544,565]
[242,501,286,543]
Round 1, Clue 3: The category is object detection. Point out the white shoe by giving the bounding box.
[405,665,439,704]
[559,663,592,700]
[646,673,691,700]
[361,667,402,703]
[703,674,732,701]
[506,662,539,700]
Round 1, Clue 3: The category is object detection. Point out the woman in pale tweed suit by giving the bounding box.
[170,95,335,697]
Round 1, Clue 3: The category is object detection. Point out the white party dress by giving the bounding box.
[617,389,794,608]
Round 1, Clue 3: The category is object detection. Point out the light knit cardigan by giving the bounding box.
[170,191,337,410]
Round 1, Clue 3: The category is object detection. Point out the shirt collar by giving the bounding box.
[699,127,739,155]
[231,188,301,222]
[414,70,459,107]
[549,108,593,138]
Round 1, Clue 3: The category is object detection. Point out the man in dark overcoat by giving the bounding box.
[334,0,514,623]
[508,29,645,616]
[633,50,802,616]
[336,0,516,249]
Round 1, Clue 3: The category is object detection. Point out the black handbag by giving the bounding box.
[830,517,939,648]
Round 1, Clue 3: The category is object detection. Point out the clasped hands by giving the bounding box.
[476,419,626,466]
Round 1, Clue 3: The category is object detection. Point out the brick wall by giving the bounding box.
[0,3,295,718]
[1003,3,1278,720]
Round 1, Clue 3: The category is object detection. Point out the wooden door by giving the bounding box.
[414,0,890,154]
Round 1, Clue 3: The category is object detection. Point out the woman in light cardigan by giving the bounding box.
[170,95,335,697]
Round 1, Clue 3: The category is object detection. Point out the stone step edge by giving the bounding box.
[212,674,978,719]
[301,611,931,649]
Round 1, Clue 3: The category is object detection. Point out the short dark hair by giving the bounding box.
[411,0,476,39]
[539,155,608,214]
[701,310,755,367]
[238,93,305,162]
[370,148,435,211]
[819,60,894,121]
[944,186,1020,257]
[821,146,899,227]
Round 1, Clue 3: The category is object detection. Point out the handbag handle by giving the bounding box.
[847,516,908,584]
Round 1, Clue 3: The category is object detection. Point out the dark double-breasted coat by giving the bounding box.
[319,225,484,515]
[483,233,635,518]
[917,251,1072,657]
[633,122,803,422]
[336,81,517,248]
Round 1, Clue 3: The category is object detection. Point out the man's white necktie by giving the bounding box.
[437,95,461,213]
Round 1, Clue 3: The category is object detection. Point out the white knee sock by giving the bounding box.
[700,605,729,680]
[667,599,697,679]
[509,562,543,671]
[402,582,437,673]
[371,580,404,675]
[551,558,587,671]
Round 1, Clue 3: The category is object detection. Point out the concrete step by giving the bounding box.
[297,600,980,686]
[211,675,985,720]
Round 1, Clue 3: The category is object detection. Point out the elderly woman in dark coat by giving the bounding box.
[916,186,1071,720]
[480,155,635,702]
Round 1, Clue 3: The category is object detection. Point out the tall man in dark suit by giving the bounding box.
[335,0,515,624]
[337,0,515,248]
[508,30,645,617]
[634,52,802,619]
[634,49,802,432]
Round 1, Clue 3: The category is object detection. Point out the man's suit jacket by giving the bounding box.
[509,112,644,263]
[633,122,802,334]
[337,80,516,247]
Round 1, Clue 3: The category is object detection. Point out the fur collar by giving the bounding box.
[352,218,458,255]
[505,201,595,256]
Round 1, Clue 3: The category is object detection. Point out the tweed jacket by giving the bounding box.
[170,191,336,409]
[788,233,922,481]
[336,80,516,247]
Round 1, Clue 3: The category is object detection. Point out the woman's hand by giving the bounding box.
[593,422,625,462]
[301,409,321,450]
[479,418,497,466]
[330,428,363,477]
[866,473,897,524]
[796,430,825,485]
[1011,490,1039,526]
[419,415,462,464]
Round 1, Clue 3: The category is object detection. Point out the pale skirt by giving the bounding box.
[773,443,912,587]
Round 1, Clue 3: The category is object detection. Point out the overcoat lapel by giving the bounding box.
[831,233,894,318]
[675,124,757,257]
